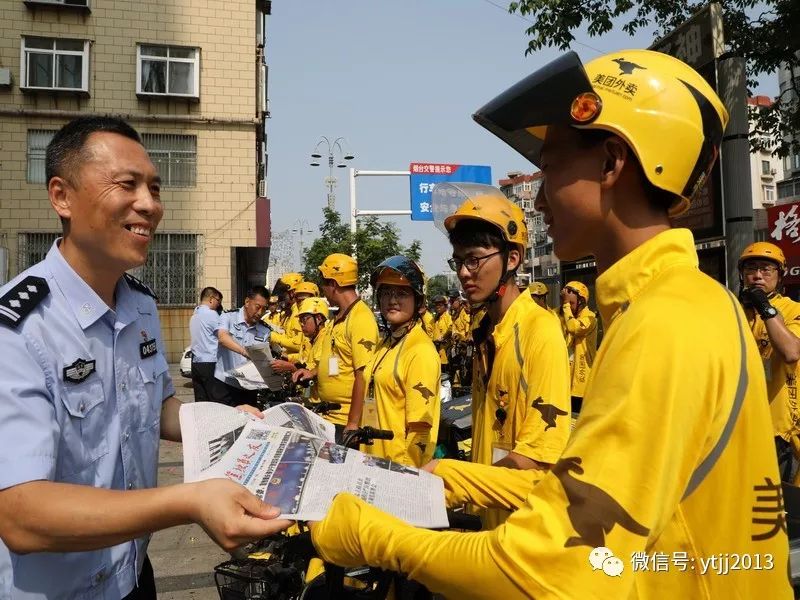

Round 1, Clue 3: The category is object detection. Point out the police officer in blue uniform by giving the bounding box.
[0,117,288,599]
[212,286,271,407]
[189,286,223,401]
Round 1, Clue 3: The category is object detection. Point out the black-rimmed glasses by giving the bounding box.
[448,250,503,273]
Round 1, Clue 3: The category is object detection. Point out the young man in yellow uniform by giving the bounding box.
[431,295,453,372]
[362,257,440,467]
[441,186,571,528]
[293,254,379,441]
[738,241,800,478]
[311,50,791,598]
[559,280,598,413]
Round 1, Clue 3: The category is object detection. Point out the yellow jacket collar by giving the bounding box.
[596,228,698,326]
[492,288,533,348]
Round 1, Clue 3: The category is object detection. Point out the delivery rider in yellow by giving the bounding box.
[440,186,571,513]
[270,280,317,358]
[431,295,453,369]
[293,254,379,441]
[738,241,800,478]
[269,296,329,380]
[359,256,440,467]
[559,280,598,413]
[418,303,435,339]
[264,295,282,328]
[311,50,791,599]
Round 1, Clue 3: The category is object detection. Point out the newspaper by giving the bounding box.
[223,342,284,391]
[180,402,449,528]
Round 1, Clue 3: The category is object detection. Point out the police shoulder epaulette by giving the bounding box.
[0,276,49,329]
[124,273,158,300]
[224,308,239,313]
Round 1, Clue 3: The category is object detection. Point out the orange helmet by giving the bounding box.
[565,281,590,302]
[319,253,358,286]
[738,242,786,271]
[293,281,320,297]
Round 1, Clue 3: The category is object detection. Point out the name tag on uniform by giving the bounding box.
[254,335,266,342]
[140,339,157,359]
[328,357,340,376]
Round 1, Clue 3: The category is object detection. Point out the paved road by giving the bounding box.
[150,365,228,599]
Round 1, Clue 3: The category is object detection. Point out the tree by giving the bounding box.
[426,274,451,302]
[302,208,423,291]
[507,0,800,157]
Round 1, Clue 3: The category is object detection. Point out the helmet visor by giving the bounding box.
[371,255,425,296]
[472,51,593,168]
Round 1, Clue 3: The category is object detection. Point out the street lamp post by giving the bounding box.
[291,218,314,271]
[310,136,354,211]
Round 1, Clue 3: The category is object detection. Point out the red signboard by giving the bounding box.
[767,200,800,283]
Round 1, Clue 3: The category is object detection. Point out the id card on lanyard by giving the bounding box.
[328,330,340,376]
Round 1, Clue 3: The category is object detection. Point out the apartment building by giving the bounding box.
[0,0,272,360]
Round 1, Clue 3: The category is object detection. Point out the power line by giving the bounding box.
[478,0,605,55]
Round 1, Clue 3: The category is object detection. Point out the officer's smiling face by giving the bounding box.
[536,124,605,262]
[51,132,163,275]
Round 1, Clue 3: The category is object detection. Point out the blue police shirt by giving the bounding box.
[0,241,175,599]
[214,307,270,388]
[189,305,220,363]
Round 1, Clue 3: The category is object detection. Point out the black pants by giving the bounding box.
[122,556,156,600]
[209,376,260,408]
[190,361,216,402]
[571,395,583,414]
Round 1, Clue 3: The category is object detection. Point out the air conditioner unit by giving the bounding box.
[0,68,10,87]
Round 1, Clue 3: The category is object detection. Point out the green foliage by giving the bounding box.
[507,0,800,157]
[302,208,423,291]
[426,273,451,302]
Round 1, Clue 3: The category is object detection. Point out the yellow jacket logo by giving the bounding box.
[531,397,568,430]
[552,456,650,548]
[412,382,435,402]
[358,339,375,351]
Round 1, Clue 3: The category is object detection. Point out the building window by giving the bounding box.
[20,37,89,92]
[762,160,771,175]
[764,186,775,204]
[137,45,200,98]
[23,0,90,10]
[27,130,56,184]
[142,134,197,188]
[786,155,792,173]
[132,233,199,306]
[18,232,59,271]
[522,181,532,192]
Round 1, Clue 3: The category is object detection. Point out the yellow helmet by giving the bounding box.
[529,281,548,296]
[298,297,329,318]
[473,49,729,216]
[738,242,786,271]
[318,253,358,286]
[280,272,304,288]
[293,281,320,297]
[441,184,528,252]
[565,281,590,302]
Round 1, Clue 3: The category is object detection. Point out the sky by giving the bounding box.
[265,0,779,278]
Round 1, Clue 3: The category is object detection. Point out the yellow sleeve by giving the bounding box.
[271,328,303,354]
[513,316,572,464]
[402,342,441,466]
[433,459,542,509]
[313,494,525,599]
[311,317,727,599]
[349,306,379,371]
[564,308,597,339]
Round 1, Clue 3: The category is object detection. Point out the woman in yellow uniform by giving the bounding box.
[360,256,441,467]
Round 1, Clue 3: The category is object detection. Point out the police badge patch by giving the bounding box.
[140,339,157,359]
[63,358,96,383]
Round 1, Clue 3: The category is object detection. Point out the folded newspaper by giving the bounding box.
[223,342,284,391]
[180,402,449,528]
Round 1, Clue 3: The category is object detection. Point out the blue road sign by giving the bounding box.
[410,163,492,221]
